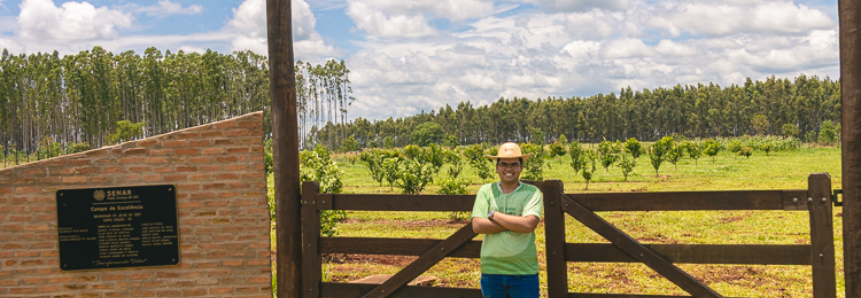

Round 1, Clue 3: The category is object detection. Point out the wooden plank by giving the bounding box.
[326,190,806,212]
[302,181,322,298]
[322,282,483,298]
[808,173,836,298]
[565,243,811,265]
[782,190,809,211]
[839,0,861,294]
[319,239,810,265]
[320,238,482,258]
[560,193,723,298]
[329,194,475,211]
[564,190,803,211]
[318,193,333,210]
[266,0,302,295]
[542,180,568,298]
[360,223,478,298]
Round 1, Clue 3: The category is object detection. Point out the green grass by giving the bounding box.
[272,146,844,297]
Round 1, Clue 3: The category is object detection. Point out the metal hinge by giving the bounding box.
[832,189,843,207]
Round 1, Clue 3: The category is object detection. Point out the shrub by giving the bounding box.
[299,149,345,237]
[618,154,635,182]
[649,136,674,176]
[438,177,468,220]
[624,138,643,159]
[521,142,545,181]
[597,139,620,172]
[396,159,435,194]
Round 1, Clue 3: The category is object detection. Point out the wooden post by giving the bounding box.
[808,173,836,298]
[302,182,321,298]
[540,180,567,298]
[839,0,861,295]
[265,0,301,297]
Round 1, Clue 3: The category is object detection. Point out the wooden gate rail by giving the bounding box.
[300,173,836,298]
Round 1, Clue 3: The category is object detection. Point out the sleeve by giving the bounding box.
[521,188,543,219]
[471,184,491,219]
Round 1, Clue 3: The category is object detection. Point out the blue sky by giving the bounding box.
[0,0,841,120]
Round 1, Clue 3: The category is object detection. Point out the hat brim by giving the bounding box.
[487,153,532,161]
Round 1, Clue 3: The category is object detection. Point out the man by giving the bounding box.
[471,142,543,298]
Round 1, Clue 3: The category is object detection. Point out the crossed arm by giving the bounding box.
[473,212,540,234]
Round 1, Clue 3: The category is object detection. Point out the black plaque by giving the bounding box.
[56,185,180,271]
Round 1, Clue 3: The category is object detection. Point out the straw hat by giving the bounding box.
[487,142,532,161]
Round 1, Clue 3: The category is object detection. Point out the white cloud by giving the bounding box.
[565,11,616,40]
[353,0,494,21]
[602,38,654,58]
[18,0,133,41]
[178,45,206,54]
[654,39,696,56]
[346,0,437,38]
[648,1,834,37]
[0,37,23,53]
[527,0,629,12]
[135,0,204,17]
[226,0,337,59]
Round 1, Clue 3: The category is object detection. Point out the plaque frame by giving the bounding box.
[56,184,181,271]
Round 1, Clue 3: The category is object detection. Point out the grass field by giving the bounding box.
[274,146,844,297]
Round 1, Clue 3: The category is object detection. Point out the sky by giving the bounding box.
[0,0,841,121]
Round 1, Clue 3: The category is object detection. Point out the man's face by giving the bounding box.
[496,157,523,184]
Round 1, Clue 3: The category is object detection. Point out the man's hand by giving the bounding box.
[472,213,540,234]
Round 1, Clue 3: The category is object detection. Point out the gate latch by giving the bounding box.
[832,189,843,207]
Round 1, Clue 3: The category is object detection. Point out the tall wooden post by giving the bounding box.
[839,0,861,296]
[266,0,302,297]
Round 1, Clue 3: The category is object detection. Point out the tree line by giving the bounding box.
[318,75,841,148]
[0,46,352,160]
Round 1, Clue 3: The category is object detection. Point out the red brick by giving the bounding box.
[249,276,270,283]
[11,287,38,294]
[156,290,181,296]
[177,166,197,172]
[85,149,108,157]
[120,157,144,164]
[76,166,100,174]
[189,157,212,164]
[203,183,225,189]
[182,289,207,296]
[239,120,261,128]
[143,174,161,182]
[201,148,224,155]
[225,129,249,136]
[24,168,46,175]
[176,149,198,155]
[215,156,238,163]
[64,284,87,290]
[129,166,152,172]
[226,148,249,153]
[131,290,155,296]
[214,139,234,146]
[68,158,92,165]
[201,131,223,138]
[129,273,153,280]
[210,287,232,294]
[225,165,247,171]
[162,140,186,148]
[146,157,169,164]
[163,174,187,182]
[247,259,270,266]
[215,121,238,129]
[10,215,31,221]
[102,274,126,281]
[222,259,244,267]
[15,187,40,193]
[123,148,148,155]
[148,149,173,156]
[136,139,159,147]
[76,275,98,281]
[187,140,211,147]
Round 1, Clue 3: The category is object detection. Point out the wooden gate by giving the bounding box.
[299,173,836,298]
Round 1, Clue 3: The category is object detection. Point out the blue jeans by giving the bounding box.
[480,273,539,298]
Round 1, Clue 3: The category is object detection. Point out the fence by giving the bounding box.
[299,173,836,298]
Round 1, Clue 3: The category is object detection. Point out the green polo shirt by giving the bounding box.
[471,182,543,275]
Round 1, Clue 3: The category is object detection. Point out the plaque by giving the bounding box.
[56,185,180,271]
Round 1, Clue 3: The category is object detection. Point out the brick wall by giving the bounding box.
[0,111,271,297]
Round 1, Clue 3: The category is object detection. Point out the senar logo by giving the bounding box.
[93,190,105,201]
